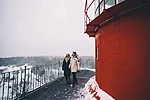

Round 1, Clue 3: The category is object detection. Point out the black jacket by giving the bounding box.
[62,57,71,76]
[62,57,71,70]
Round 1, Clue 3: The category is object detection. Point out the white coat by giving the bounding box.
[70,57,80,72]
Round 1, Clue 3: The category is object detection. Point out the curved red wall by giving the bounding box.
[96,5,150,100]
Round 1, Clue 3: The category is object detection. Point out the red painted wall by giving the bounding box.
[96,5,150,100]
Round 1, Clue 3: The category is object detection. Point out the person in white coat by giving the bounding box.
[70,51,80,87]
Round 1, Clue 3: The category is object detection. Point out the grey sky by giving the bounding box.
[0,0,94,57]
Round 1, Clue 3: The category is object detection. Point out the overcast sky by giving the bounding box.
[0,0,95,57]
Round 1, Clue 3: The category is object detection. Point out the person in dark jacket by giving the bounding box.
[62,53,71,84]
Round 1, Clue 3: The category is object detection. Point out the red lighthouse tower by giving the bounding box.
[84,0,150,100]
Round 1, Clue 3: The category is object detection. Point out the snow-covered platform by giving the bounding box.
[22,69,114,100]
[22,69,94,100]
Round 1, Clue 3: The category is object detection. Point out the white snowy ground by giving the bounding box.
[80,67,95,72]
[71,68,115,100]
[84,76,115,100]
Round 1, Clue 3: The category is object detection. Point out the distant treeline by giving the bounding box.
[0,56,95,68]
[80,56,95,69]
[0,56,63,67]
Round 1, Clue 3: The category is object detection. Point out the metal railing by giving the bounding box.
[84,0,125,31]
[0,61,63,100]
[84,0,95,31]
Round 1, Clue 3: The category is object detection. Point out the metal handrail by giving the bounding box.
[84,0,125,32]
[84,0,95,32]
[0,61,63,100]
[94,0,111,15]
[94,0,104,15]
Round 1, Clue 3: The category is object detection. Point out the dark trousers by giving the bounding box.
[72,72,77,86]
[64,68,71,83]
[65,75,70,82]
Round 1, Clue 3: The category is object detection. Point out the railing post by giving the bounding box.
[28,69,30,91]
[45,65,48,83]
[23,66,27,98]
[39,66,41,86]
[36,67,37,87]
[50,64,52,80]
[48,65,50,82]
[2,73,5,100]
[12,71,14,99]
[32,68,34,90]
[20,69,23,94]
[7,72,10,100]
[58,61,60,77]
[30,69,32,91]
[98,0,100,15]
[104,0,106,11]
[16,70,19,98]
[37,66,40,86]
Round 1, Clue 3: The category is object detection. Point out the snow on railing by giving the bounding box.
[0,61,63,100]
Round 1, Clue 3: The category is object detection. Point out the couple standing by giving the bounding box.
[62,52,80,87]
